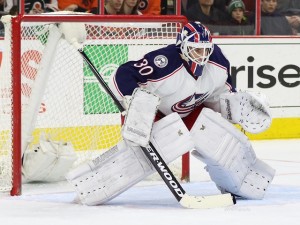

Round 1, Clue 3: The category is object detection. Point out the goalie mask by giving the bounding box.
[176,22,214,66]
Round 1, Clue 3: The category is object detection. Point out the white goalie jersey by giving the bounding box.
[109,44,235,118]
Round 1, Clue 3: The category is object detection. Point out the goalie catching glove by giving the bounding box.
[220,91,272,133]
[122,88,161,147]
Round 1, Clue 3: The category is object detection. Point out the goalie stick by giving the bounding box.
[62,23,235,208]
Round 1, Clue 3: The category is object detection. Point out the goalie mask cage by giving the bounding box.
[0,15,190,196]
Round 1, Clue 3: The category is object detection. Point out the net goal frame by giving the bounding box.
[0,14,190,196]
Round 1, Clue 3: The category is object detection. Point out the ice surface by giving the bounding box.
[0,139,299,225]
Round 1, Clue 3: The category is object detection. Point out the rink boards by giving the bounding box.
[214,38,300,139]
[0,37,299,140]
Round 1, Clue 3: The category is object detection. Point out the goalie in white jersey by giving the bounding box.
[66,21,275,206]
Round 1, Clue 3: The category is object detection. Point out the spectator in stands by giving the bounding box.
[9,5,18,15]
[277,0,300,33]
[0,0,5,13]
[0,0,13,14]
[277,0,300,13]
[58,0,98,14]
[181,0,188,15]
[0,0,6,31]
[105,0,124,15]
[183,0,230,13]
[260,0,294,35]
[44,0,59,12]
[160,0,167,15]
[242,0,255,12]
[184,0,197,11]
[119,0,142,15]
[185,0,230,34]
[138,0,161,15]
[213,0,231,11]
[228,0,246,23]
[1,0,18,36]
[222,0,254,35]
[25,0,45,14]
[25,0,58,14]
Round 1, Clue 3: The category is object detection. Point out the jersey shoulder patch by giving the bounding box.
[144,44,183,76]
[153,54,169,68]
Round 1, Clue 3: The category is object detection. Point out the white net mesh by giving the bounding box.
[0,15,185,193]
[0,16,13,192]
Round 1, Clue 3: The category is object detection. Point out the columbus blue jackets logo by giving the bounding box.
[171,93,209,114]
[154,55,168,68]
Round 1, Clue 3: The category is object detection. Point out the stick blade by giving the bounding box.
[179,193,236,209]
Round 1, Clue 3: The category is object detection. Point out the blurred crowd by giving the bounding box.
[1,0,300,36]
[182,0,300,35]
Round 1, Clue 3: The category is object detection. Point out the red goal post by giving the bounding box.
[0,14,190,196]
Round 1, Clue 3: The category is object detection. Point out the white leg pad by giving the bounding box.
[66,142,152,205]
[66,112,194,205]
[190,108,275,199]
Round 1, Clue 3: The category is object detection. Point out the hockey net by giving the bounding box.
[0,14,189,195]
